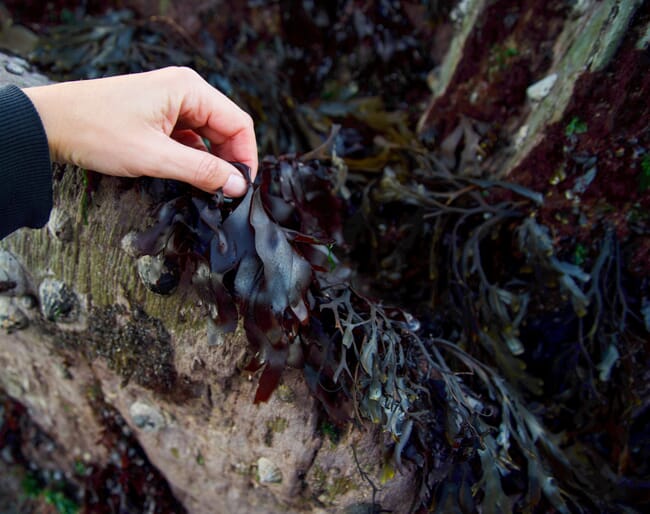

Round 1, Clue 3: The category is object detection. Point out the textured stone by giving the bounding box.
[0,297,27,330]
[0,250,30,297]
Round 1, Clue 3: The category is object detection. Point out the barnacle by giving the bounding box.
[256,457,282,484]
[137,255,179,295]
[38,278,79,323]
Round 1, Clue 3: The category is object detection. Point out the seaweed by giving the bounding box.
[128,138,639,509]
[125,157,341,403]
[337,152,648,511]
[120,130,648,512]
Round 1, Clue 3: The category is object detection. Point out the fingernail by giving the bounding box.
[223,173,248,196]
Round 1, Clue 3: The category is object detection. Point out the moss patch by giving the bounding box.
[264,417,289,446]
[87,305,177,393]
[55,304,176,395]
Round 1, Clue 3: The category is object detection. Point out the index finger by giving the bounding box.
[177,74,258,179]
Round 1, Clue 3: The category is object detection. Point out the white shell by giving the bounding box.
[47,207,73,241]
[526,73,558,102]
[257,457,282,484]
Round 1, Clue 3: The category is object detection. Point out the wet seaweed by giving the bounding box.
[124,157,342,403]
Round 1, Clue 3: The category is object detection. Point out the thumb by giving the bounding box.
[151,136,249,196]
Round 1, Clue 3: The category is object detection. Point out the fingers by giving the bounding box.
[25,66,258,196]
[197,123,257,172]
[171,129,209,151]
[149,133,248,196]
[173,69,258,180]
[200,114,258,181]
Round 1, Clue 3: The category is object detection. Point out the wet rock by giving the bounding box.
[527,73,558,102]
[343,503,381,514]
[0,250,30,296]
[207,317,225,347]
[4,60,25,75]
[47,207,74,242]
[17,295,36,310]
[129,401,166,433]
[571,0,590,17]
[38,278,79,322]
[514,124,529,149]
[0,296,28,330]
[137,255,179,295]
[256,457,282,484]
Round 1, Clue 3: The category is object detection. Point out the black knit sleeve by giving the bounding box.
[0,84,53,239]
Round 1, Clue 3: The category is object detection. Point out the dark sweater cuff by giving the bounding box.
[0,84,52,239]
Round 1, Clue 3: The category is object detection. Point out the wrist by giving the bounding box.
[23,84,67,164]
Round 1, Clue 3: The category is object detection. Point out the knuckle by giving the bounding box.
[163,66,200,83]
[241,112,254,131]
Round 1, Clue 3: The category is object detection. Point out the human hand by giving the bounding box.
[23,67,257,196]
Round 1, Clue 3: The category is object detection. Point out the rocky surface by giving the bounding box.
[1,0,648,511]
[0,61,415,513]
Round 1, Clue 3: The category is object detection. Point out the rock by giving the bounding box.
[571,0,590,17]
[0,250,30,297]
[0,296,28,330]
[136,255,179,295]
[0,23,37,58]
[526,73,558,102]
[0,48,422,514]
[343,503,381,514]
[3,60,24,75]
[129,401,166,433]
[17,295,36,310]
[0,53,48,88]
[38,278,79,322]
[257,457,282,484]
